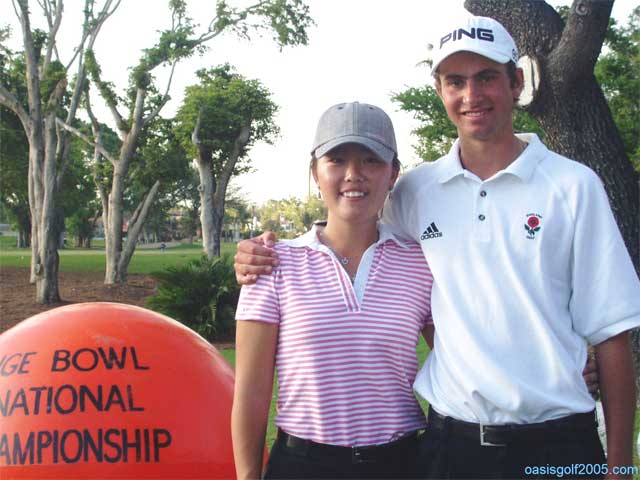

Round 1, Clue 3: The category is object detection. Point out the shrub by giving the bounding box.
[146,254,240,342]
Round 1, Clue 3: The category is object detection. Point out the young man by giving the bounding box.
[235,15,640,479]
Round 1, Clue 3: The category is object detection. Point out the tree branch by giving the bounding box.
[130,88,146,138]
[217,122,251,200]
[65,0,122,71]
[55,118,118,164]
[85,85,117,174]
[191,108,203,147]
[0,83,31,135]
[547,0,613,87]
[15,0,44,130]
[118,180,161,273]
[142,60,177,128]
[46,77,67,113]
[40,0,63,77]
[207,1,268,35]
[11,0,23,24]
[84,85,102,134]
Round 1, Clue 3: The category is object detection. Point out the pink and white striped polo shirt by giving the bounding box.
[236,224,433,447]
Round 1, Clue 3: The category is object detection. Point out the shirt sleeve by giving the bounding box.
[381,174,418,242]
[235,265,281,324]
[569,169,640,345]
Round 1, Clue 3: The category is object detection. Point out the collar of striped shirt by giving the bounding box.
[284,222,412,250]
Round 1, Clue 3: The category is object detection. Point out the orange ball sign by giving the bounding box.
[0,302,237,479]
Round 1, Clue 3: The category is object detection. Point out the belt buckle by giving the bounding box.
[352,447,376,464]
[479,423,506,447]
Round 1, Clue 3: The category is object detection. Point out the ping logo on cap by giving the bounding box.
[439,28,495,49]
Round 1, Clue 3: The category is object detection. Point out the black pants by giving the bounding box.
[263,430,419,479]
[414,410,606,479]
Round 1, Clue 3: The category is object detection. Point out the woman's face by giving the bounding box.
[313,143,398,227]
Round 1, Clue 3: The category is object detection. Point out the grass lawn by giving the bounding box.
[0,238,237,272]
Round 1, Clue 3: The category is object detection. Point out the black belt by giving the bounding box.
[276,429,418,464]
[427,408,597,447]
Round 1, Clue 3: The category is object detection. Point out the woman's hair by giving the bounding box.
[309,153,401,172]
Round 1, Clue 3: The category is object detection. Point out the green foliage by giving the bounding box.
[392,86,457,163]
[175,64,279,175]
[0,106,30,238]
[595,7,640,171]
[256,0,313,48]
[211,0,313,48]
[146,254,240,341]
[131,118,190,191]
[222,188,255,236]
[41,60,67,111]
[85,49,119,109]
[0,49,31,241]
[259,196,326,238]
[128,0,312,95]
[30,29,47,60]
[0,25,12,53]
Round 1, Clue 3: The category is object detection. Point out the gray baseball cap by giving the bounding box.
[311,102,397,164]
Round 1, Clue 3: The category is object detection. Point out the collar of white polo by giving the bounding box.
[438,133,544,184]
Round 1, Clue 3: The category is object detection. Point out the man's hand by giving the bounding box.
[234,231,279,285]
[583,354,599,400]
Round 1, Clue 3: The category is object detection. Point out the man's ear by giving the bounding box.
[513,67,525,102]
[434,76,443,99]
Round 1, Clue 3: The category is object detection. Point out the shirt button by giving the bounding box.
[480,190,487,197]
[478,214,486,221]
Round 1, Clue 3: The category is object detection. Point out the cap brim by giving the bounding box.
[430,47,513,76]
[314,136,395,164]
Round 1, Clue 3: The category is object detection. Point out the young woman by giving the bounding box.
[231,102,434,479]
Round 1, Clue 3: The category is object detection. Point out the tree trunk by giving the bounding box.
[27,131,61,303]
[211,208,224,258]
[196,156,219,259]
[104,163,125,284]
[17,226,30,248]
[465,0,640,401]
[103,171,159,284]
[115,180,160,283]
[193,122,251,260]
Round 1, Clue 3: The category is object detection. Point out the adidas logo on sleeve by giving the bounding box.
[421,222,443,240]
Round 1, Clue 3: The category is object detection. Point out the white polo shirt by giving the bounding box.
[383,133,640,424]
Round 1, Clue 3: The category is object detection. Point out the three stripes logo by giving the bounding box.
[421,222,443,240]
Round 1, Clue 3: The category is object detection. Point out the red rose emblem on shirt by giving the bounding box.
[524,214,542,238]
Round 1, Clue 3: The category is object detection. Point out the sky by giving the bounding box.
[4,0,637,205]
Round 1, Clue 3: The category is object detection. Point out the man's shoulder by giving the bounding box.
[396,156,447,190]
[537,147,601,186]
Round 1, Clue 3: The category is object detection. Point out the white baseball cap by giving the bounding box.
[430,15,519,76]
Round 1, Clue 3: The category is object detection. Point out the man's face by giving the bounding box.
[435,51,523,144]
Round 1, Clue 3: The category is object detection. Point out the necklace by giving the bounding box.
[318,231,351,265]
